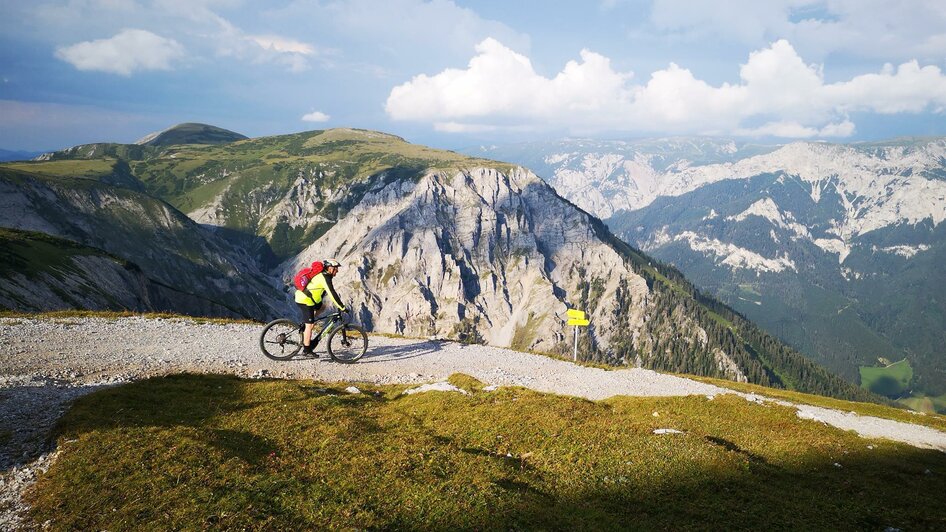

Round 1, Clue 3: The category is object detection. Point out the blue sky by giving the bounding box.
[2,0,946,151]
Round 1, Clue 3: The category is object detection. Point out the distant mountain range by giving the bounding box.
[0,149,46,162]
[0,124,875,404]
[471,137,946,408]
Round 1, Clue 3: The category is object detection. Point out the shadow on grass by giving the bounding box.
[52,374,278,466]
[704,435,770,465]
[28,374,946,531]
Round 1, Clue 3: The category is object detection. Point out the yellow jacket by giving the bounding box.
[295,272,345,309]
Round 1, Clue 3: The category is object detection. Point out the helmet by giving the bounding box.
[323,259,340,268]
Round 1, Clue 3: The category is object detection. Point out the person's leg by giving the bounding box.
[309,301,325,344]
[298,304,316,352]
[304,323,314,348]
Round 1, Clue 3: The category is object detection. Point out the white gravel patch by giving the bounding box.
[653,428,685,435]
[402,382,469,395]
[792,404,946,452]
[2,316,945,528]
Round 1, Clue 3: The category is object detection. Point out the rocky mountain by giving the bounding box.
[3,127,881,403]
[474,138,778,219]
[0,162,286,320]
[471,138,946,406]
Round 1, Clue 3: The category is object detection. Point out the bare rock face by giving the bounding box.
[287,167,651,353]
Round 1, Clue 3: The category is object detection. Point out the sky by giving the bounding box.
[2,0,946,151]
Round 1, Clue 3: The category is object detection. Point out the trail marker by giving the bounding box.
[567,308,589,361]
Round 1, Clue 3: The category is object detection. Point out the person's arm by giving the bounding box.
[323,275,346,311]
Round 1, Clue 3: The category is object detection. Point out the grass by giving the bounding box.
[510,312,544,351]
[2,158,118,179]
[27,373,946,530]
[860,359,914,397]
[691,376,946,433]
[899,393,946,415]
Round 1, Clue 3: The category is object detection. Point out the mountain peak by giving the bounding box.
[135,123,247,147]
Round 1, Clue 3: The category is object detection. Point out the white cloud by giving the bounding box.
[36,2,331,74]
[301,111,330,122]
[824,61,946,114]
[386,38,946,138]
[249,36,315,55]
[817,119,856,137]
[387,38,632,121]
[734,119,855,138]
[55,29,184,75]
[243,35,334,73]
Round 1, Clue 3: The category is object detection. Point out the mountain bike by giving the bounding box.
[259,309,368,363]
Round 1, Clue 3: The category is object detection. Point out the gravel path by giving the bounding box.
[2,316,945,528]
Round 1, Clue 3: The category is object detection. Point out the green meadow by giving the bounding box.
[860,359,914,398]
[27,373,946,530]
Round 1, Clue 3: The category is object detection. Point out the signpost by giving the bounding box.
[566,309,589,361]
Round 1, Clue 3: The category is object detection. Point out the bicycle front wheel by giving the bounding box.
[327,324,368,363]
[259,319,304,361]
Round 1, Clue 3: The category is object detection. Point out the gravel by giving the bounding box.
[2,316,945,528]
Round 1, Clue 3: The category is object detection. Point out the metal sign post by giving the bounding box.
[573,326,578,361]
[566,309,589,362]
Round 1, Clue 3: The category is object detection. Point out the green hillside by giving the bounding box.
[3,158,145,191]
[136,122,248,146]
[27,374,946,530]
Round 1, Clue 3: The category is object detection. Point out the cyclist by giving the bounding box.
[295,259,347,354]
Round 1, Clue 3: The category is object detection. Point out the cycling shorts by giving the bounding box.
[297,301,323,324]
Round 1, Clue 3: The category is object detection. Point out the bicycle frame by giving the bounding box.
[301,311,348,346]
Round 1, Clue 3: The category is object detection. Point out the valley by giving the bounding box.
[474,138,946,411]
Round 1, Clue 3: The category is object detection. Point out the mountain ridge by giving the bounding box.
[0,126,882,403]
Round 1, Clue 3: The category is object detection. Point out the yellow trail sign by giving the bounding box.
[567,308,589,361]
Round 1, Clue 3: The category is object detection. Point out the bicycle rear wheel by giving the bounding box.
[327,324,368,363]
[259,319,304,360]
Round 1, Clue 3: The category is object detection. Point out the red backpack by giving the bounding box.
[293,261,324,291]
